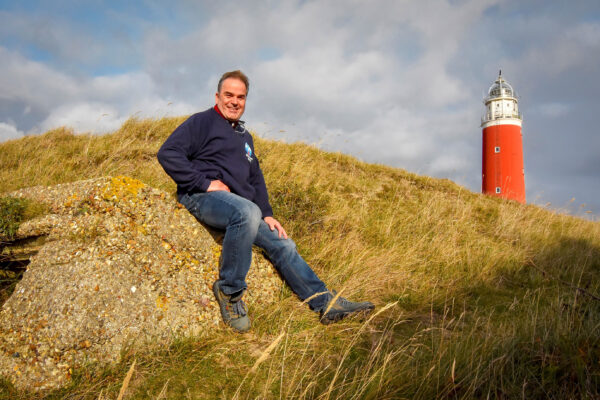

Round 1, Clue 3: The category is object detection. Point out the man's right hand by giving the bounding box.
[207,180,231,192]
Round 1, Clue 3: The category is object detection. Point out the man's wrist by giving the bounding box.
[200,180,211,192]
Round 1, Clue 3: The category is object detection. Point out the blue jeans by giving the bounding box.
[178,191,329,311]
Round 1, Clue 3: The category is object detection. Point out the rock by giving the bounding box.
[0,176,282,390]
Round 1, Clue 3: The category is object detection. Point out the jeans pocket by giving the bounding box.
[179,193,206,221]
[178,193,196,212]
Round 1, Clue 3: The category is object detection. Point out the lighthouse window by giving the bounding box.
[496,187,501,194]
[494,146,501,153]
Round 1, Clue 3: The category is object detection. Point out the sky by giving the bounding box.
[1,0,598,220]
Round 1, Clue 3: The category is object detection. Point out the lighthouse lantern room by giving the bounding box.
[481,71,525,203]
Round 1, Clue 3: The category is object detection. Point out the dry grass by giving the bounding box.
[1,117,599,399]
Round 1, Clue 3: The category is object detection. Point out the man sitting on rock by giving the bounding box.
[157,70,374,332]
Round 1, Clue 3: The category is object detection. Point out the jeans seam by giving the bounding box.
[272,245,312,294]
[188,192,259,294]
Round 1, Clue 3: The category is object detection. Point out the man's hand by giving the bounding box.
[207,180,230,192]
[264,216,288,239]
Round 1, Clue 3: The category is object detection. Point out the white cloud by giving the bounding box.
[0,0,599,218]
[0,46,197,135]
[498,20,600,81]
[566,22,600,48]
[0,47,80,111]
[39,103,125,134]
[0,9,138,71]
[0,121,24,141]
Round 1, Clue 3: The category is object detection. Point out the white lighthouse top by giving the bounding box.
[481,70,522,128]
[486,71,516,101]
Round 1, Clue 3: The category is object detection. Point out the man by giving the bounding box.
[157,70,373,332]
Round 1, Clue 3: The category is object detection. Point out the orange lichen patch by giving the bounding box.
[136,223,148,235]
[173,250,200,270]
[63,194,80,208]
[101,176,146,203]
[156,295,169,311]
[211,245,222,264]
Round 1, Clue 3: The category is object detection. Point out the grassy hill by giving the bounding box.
[1,117,599,399]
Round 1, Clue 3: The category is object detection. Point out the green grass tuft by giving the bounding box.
[0,197,26,241]
[0,197,47,241]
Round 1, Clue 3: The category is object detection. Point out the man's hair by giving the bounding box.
[217,70,249,94]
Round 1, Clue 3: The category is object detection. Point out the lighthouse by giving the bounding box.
[481,71,525,203]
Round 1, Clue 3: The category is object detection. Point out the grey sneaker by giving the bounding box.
[320,291,374,324]
[212,281,251,332]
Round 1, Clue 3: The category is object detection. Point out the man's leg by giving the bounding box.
[253,221,330,312]
[178,191,262,295]
[254,221,375,322]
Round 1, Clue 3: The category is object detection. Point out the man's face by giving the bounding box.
[215,78,247,121]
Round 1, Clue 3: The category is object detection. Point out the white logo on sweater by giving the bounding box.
[245,143,253,162]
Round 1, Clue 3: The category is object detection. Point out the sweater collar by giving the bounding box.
[214,105,245,129]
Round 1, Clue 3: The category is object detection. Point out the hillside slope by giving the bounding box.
[1,118,599,399]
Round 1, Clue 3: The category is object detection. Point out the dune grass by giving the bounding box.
[0,117,599,399]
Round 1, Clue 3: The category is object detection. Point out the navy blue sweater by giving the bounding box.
[157,108,273,217]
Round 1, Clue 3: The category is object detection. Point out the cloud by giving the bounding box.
[0,46,197,135]
[0,47,80,114]
[535,102,570,118]
[0,0,599,219]
[0,7,140,74]
[39,103,124,134]
[0,121,24,142]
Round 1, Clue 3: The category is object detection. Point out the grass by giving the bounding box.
[0,117,599,399]
[0,197,47,241]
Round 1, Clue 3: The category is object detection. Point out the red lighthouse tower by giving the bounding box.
[481,71,525,203]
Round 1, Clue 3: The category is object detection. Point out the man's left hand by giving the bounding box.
[264,216,288,239]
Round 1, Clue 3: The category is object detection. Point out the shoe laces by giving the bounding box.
[228,299,247,317]
[335,296,351,306]
[328,290,349,306]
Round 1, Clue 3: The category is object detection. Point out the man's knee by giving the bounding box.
[232,201,262,228]
[281,237,296,250]
[271,236,297,258]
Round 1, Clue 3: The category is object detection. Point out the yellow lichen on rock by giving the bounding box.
[63,194,80,208]
[156,295,169,311]
[211,244,222,263]
[101,176,145,203]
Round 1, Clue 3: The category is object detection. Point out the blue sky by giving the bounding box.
[1,0,599,220]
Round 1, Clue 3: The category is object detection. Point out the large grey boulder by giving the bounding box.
[0,177,282,390]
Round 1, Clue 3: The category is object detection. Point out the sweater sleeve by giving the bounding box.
[157,115,211,193]
[249,157,273,218]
